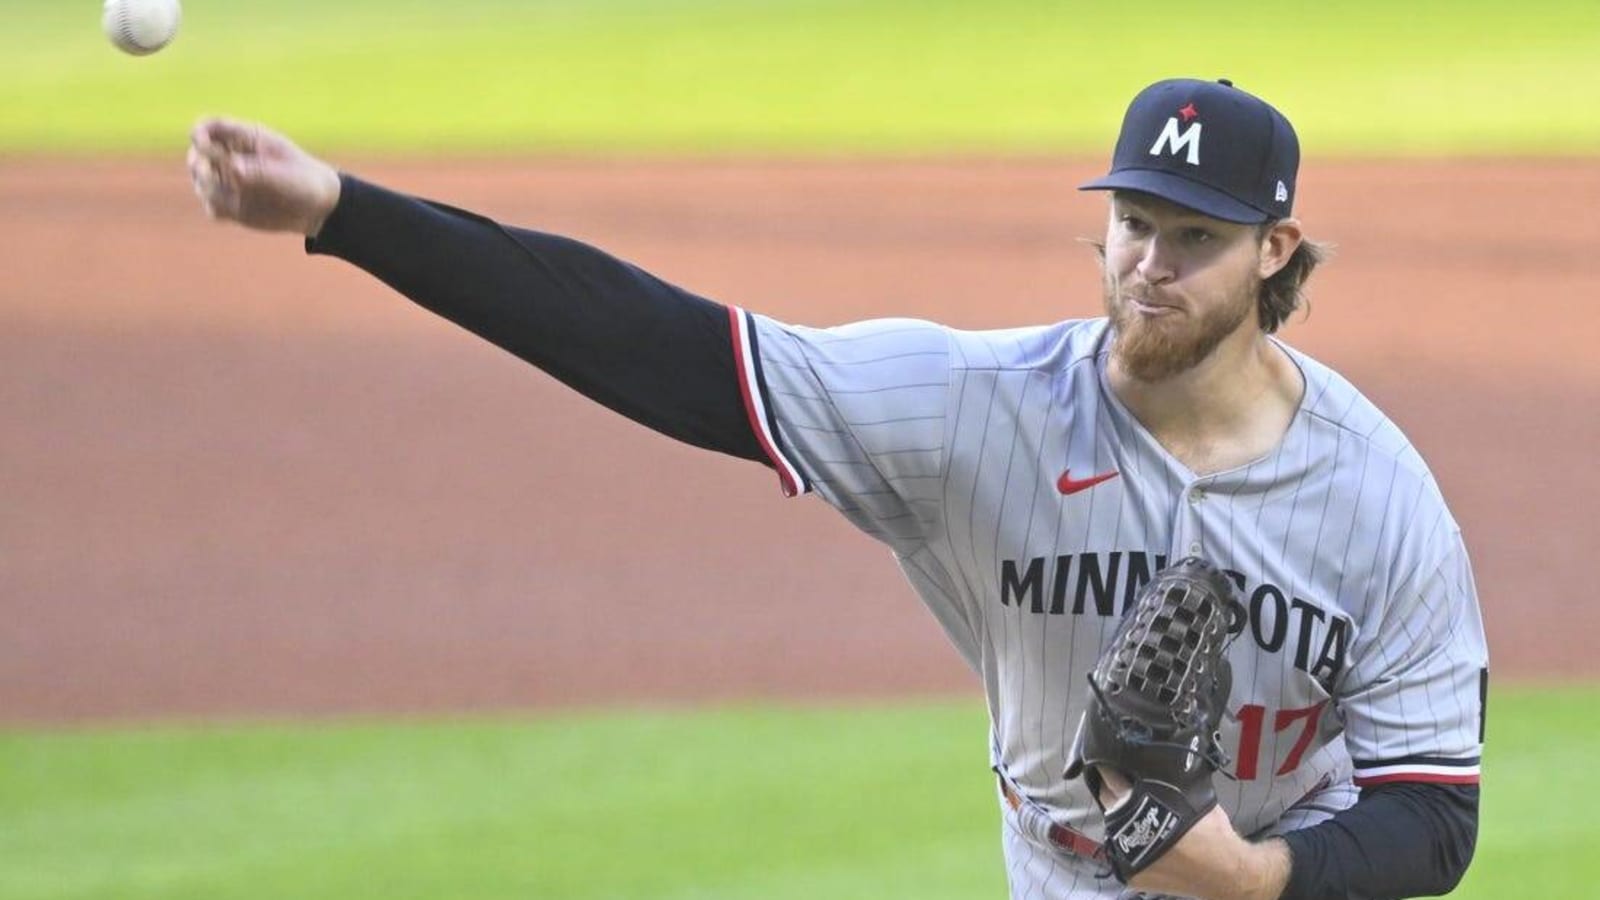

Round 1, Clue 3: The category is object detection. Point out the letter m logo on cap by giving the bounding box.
[1149,117,1202,166]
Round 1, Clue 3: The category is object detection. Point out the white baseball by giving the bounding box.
[103,0,182,56]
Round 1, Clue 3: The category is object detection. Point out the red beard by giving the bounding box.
[1104,276,1256,382]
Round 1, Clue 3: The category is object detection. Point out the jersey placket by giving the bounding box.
[1173,480,1211,559]
[1094,345,1213,564]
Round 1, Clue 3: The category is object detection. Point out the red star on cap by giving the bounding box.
[1178,102,1198,122]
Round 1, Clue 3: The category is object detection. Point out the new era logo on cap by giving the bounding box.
[1081,78,1300,224]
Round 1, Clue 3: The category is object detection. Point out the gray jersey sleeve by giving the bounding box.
[731,309,952,552]
[1338,527,1488,787]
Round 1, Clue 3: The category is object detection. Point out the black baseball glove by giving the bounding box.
[1063,556,1242,882]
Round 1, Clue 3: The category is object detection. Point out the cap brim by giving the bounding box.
[1079,169,1269,224]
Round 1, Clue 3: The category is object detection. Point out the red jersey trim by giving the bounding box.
[1352,756,1482,787]
[1354,771,1481,787]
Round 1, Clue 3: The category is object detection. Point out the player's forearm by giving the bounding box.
[1245,838,1294,900]
[1130,807,1291,900]
[1155,836,1292,900]
[305,173,766,461]
[1208,836,1291,900]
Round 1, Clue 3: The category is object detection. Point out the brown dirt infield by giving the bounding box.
[3,157,1596,723]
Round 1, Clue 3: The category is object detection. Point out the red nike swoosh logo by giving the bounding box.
[1057,469,1120,495]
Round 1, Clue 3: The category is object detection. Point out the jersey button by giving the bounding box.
[1188,541,1202,554]
[1188,488,1206,504]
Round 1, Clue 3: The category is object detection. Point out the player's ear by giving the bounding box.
[1258,219,1303,280]
[1076,236,1107,267]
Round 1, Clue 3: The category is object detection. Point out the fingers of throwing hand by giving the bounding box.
[187,141,239,220]
[193,116,258,155]
[190,125,234,171]
[189,117,260,199]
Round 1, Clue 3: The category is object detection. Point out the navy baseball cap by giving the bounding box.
[1080,78,1299,224]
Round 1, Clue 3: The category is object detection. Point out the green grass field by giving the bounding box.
[6,0,1600,155]
[2,685,1594,899]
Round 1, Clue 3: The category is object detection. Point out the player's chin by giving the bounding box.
[1112,326,1202,381]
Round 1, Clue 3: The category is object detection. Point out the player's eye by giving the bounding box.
[1183,227,1213,244]
[1119,216,1150,235]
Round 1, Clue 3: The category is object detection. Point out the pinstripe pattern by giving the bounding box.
[738,311,1487,898]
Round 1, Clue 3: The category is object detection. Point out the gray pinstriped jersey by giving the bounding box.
[732,312,1487,895]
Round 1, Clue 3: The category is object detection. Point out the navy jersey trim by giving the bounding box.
[1352,754,1481,786]
[1478,666,1489,743]
[729,307,810,497]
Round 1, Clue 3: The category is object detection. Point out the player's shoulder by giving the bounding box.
[756,314,951,356]
[746,313,955,381]
[1285,344,1420,465]
[753,312,1107,379]
[1284,341,1458,533]
[943,316,1109,376]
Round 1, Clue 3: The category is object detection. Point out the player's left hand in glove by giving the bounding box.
[1064,556,1241,883]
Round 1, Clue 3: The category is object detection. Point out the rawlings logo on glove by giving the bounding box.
[1113,796,1180,859]
[1064,556,1243,882]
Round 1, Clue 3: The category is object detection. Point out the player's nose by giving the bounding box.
[1134,237,1178,284]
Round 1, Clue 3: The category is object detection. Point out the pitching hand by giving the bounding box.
[187,117,342,237]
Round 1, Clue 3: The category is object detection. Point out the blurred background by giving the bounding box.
[3,1,1597,897]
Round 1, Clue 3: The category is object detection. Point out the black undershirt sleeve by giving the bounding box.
[304,173,766,463]
[1278,782,1478,899]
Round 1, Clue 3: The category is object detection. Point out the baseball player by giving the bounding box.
[186,77,1487,899]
